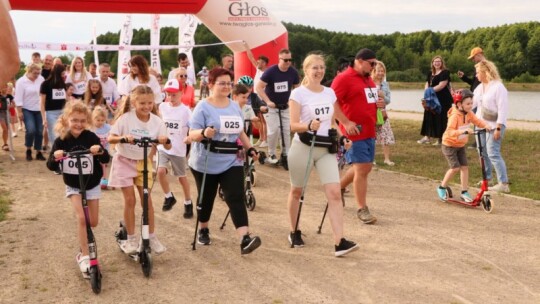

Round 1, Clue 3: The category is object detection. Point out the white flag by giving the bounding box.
[178,15,198,86]
[150,14,161,74]
[117,14,133,85]
[93,21,99,68]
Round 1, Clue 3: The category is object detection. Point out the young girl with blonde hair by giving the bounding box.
[107,85,171,255]
[65,56,93,99]
[46,102,110,276]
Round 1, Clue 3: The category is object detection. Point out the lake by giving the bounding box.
[389,90,540,121]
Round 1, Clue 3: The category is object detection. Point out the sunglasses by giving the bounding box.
[178,75,188,78]
[280,58,293,63]
[367,61,377,67]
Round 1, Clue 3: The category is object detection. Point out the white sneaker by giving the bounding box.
[265,154,278,165]
[253,139,262,147]
[76,252,90,273]
[121,237,139,255]
[12,132,17,138]
[150,235,167,255]
[489,183,510,193]
[259,141,268,148]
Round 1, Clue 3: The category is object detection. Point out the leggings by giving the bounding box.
[190,166,248,228]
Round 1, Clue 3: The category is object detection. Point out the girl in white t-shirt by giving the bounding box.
[118,55,162,106]
[65,56,93,99]
[107,85,171,256]
[287,54,358,257]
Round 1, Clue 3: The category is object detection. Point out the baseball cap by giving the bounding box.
[202,66,207,69]
[164,79,180,93]
[468,47,483,59]
[355,48,376,60]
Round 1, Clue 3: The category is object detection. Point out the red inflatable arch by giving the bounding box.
[8,0,288,79]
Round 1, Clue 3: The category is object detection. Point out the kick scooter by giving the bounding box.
[115,137,169,277]
[63,149,103,293]
[439,129,494,213]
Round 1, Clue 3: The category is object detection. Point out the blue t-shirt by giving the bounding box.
[188,99,244,174]
[260,64,300,106]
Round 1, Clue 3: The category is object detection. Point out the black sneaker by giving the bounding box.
[183,202,193,219]
[288,230,304,248]
[35,151,46,161]
[162,195,177,212]
[54,170,62,175]
[334,238,359,257]
[240,234,261,255]
[197,228,211,245]
[26,149,33,161]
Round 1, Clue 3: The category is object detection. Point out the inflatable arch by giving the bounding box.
[4,0,288,80]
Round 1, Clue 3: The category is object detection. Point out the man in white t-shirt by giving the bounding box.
[98,63,120,118]
[168,53,195,86]
[157,78,193,218]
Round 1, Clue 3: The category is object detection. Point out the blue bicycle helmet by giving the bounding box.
[238,75,254,86]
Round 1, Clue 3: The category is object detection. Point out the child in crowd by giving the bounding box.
[83,79,106,111]
[6,82,20,136]
[156,79,193,217]
[92,106,112,189]
[65,83,77,104]
[107,85,171,255]
[0,83,14,150]
[237,76,268,146]
[232,83,260,135]
[437,89,491,202]
[46,102,110,276]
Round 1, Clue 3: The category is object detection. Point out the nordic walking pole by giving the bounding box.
[291,119,318,248]
[316,203,328,234]
[192,127,213,250]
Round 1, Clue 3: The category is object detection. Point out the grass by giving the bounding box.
[373,119,540,200]
[0,189,11,222]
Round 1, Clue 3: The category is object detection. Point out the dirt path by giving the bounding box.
[1,134,539,304]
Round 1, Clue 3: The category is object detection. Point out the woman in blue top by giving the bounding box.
[188,68,261,255]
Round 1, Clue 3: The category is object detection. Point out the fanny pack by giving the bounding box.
[481,106,498,122]
[298,131,339,154]
[275,103,289,110]
[202,140,241,154]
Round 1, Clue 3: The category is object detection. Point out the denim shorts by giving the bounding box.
[346,138,375,164]
[65,184,101,200]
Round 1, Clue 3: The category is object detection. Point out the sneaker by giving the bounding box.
[417,137,430,144]
[288,230,305,248]
[197,228,211,245]
[76,252,90,273]
[240,234,262,255]
[489,183,511,194]
[183,202,194,219]
[357,207,377,224]
[461,191,473,203]
[265,154,278,165]
[12,132,17,138]
[253,139,262,147]
[437,186,448,201]
[432,140,441,146]
[26,149,32,161]
[120,237,139,255]
[334,238,359,257]
[162,195,177,212]
[35,151,46,161]
[259,141,268,148]
[54,170,62,175]
[384,160,395,166]
[100,178,108,189]
[149,235,167,255]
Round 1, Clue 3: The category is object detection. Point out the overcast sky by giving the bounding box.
[10,0,540,63]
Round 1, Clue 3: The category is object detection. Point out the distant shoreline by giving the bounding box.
[389,82,540,92]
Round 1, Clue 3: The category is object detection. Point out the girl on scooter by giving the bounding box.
[107,85,171,256]
[46,101,110,276]
[437,89,491,202]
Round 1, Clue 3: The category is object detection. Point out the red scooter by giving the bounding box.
[440,129,493,213]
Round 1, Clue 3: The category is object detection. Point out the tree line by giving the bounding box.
[38,21,540,83]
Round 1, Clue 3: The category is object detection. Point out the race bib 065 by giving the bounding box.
[62,154,94,175]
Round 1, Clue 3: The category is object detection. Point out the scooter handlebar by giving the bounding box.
[63,148,103,157]
[121,137,171,144]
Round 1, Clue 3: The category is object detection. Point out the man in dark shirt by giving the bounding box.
[457,47,486,92]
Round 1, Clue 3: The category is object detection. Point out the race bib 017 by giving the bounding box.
[309,102,332,121]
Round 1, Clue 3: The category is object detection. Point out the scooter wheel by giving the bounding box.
[258,151,267,165]
[481,196,494,213]
[218,186,225,201]
[89,265,102,294]
[140,250,153,278]
[245,191,256,211]
[250,171,256,187]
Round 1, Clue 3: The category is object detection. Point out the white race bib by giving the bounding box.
[458,125,470,141]
[219,115,243,134]
[365,88,378,104]
[274,81,289,93]
[75,82,86,92]
[104,95,113,105]
[62,154,94,175]
[165,119,183,135]
[309,102,332,121]
[52,89,66,100]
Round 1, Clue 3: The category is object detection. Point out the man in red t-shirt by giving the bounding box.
[332,48,385,224]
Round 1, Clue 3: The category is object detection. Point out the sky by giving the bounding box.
[9,0,540,63]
